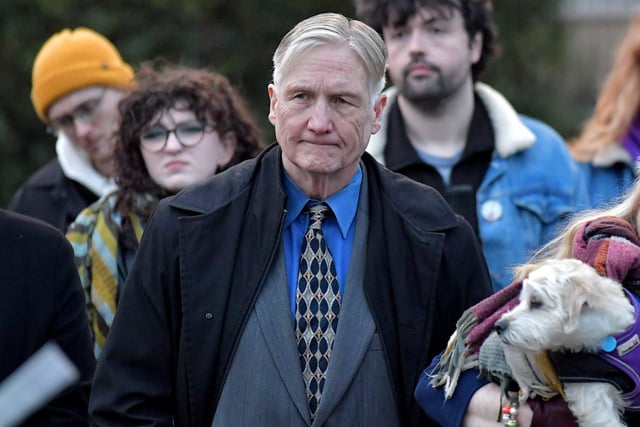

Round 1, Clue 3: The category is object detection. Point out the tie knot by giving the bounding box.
[306,202,330,230]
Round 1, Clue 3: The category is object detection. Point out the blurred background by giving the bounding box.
[1,0,638,206]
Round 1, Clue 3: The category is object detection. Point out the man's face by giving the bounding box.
[383,6,481,105]
[268,42,385,189]
[48,86,124,174]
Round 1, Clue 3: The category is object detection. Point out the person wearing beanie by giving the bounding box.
[8,27,134,233]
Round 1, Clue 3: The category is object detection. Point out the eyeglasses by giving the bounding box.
[139,120,216,152]
[48,88,107,134]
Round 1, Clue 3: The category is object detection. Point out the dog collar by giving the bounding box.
[597,289,640,410]
[549,290,640,410]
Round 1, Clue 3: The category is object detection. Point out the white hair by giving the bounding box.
[272,12,387,105]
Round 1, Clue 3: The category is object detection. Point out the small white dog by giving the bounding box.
[495,258,637,427]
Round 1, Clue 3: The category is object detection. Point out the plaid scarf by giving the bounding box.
[430,216,640,398]
[67,192,151,357]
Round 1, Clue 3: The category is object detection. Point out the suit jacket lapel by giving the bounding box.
[255,247,311,424]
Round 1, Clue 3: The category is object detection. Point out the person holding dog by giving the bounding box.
[417,179,640,424]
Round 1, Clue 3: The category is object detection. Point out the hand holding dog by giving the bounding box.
[463,382,533,426]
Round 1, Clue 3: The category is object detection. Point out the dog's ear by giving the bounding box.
[565,295,588,334]
[563,275,591,334]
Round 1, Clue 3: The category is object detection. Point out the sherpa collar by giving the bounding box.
[366,82,535,165]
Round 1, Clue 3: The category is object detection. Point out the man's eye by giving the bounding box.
[57,116,74,127]
[392,30,407,40]
[76,101,99,115]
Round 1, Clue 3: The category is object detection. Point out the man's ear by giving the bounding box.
[268,84,277,126]
[371,93,387,135]
[470,32,483,65]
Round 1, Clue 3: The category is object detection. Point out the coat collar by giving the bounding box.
[56,132,116,197]
[170,143,458,234]
[367,82,536,163]
[169,143,285,215]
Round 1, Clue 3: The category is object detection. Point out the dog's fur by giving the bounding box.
[495,259,636,427]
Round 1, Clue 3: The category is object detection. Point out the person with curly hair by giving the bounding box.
[66,64,264,357]
[569,8,640,208]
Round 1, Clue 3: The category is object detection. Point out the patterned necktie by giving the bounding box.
[295,202,341,419]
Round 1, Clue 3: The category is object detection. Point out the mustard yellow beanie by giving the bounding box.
[31,27,134,123]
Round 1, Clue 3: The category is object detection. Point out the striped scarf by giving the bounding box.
[66,191,147,358]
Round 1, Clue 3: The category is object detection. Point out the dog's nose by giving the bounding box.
[494,320,507,335]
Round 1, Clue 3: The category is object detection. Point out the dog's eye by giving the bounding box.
[529,299,543,310]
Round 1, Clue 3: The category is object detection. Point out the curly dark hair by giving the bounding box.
[355,0,497,81]
[114,63,265,220]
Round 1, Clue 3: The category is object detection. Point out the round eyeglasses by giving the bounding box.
[139,121,216,152]
[48,88,107,135]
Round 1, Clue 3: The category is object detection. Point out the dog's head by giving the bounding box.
[495,259,635,352]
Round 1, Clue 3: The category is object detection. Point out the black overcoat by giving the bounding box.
[90,145,492,426]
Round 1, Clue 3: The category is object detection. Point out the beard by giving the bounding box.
[397,59,463,111]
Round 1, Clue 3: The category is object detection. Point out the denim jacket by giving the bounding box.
[367,83,590,291]
[575,143,636,209]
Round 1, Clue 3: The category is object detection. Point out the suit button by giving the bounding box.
[205,312,213,320]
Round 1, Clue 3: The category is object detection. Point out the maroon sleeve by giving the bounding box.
[530,395,578,427]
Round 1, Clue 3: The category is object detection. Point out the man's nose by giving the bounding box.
[408,30,428,55]
[72,119,93,138]
[307,101,333,133]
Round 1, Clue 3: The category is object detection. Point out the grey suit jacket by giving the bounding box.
[212,179,399,426]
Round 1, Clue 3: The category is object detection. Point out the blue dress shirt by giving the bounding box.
[282,166,361,316]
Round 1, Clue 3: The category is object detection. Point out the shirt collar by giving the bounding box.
[283,165,362,238]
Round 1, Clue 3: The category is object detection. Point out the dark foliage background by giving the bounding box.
[0,1,589,206]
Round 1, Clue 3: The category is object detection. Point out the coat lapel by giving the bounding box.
[173,145,289,424]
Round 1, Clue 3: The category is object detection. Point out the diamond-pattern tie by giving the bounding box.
[295,202,341,419]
